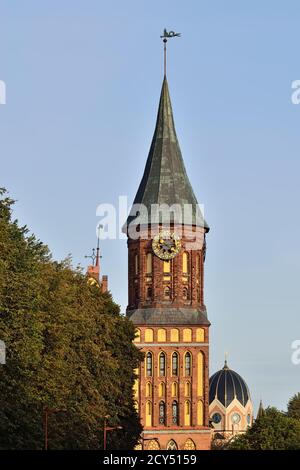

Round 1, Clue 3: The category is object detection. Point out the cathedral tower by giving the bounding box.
[123,59,211,450]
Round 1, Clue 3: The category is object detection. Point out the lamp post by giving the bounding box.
[44,407,67,450]
[103,415,123,450]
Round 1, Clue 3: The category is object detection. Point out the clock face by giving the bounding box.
[231,413,241,424]
[152,231,181,260]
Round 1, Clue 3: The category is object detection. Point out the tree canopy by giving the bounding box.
[287,393,300,420]
[228,407,300,450]
[0,188,142,449]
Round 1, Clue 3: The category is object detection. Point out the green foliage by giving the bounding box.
[0,189,143,449]
[228,407,300,450]
[287,393,300,420]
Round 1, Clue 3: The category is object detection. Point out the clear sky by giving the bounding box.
[1,0,300,414]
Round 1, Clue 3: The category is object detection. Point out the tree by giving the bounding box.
[0,188,143,449]
[228,407,300,450]
[287,393,300,420]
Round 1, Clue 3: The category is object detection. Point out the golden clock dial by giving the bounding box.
[152,231,181,260]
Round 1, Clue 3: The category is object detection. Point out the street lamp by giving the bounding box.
[43,407,67,450]
[103,415,123,450]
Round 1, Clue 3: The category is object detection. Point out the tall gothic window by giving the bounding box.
[172,352,179,376]
[172,400,179,425]
[146,352,153,377]
[159,352,166,377]
[159,401,166,425]
[134,254,139,275]
[146,253,152,274]
[185,352,191,376]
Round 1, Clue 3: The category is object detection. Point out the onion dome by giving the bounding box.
[209,360,251,407]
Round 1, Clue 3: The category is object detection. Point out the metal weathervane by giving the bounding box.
[160,29,181,76]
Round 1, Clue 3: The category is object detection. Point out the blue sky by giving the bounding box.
[1,0,300,413]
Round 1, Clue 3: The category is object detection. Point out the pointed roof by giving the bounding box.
[124,77,209,230]
[256,400,265,419]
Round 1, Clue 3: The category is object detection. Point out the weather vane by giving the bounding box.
[84,224,103,267]
[160,28,181,76]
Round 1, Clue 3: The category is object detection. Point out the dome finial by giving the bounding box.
[223,351,229,369]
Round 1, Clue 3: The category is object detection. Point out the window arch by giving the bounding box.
[157,328,166,342]
[184,438,196,450]
[147,439,160,450]
[185,381,191,397]
[170,328,179,341]
[185,352,192,376]
[164,286,171,300]
[171,382,178,397]
[146,253,152,274]
[146,401,152,426]
[167,439,178,450]
[146,352,153,377]
[183,328,192,342]
[159,401,166,425]
[145,328,153,342]
[172,400,179,425]
[182,252,189,273]
[146,382,152,397]
[184,400,191,426]
[134,254,139,275]
[158,382,165,397]
[172,352,179,376]
[159,352,166,376]
[197,400,204,425]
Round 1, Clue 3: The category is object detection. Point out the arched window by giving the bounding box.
[146,382,152,397]
[171,382,178,397]
[185,381,191,396]
[170,328,179,341]
[172,401,179,425]
[134,254,139,275]
[159,352,166,376]
[159,401,166,425]
[184,438,196,450]
[158,382,165,397]
[164,286,171,300]
[146,352,153,377]
[185,352,192,376]
[183,328,192,342]
[157,328,166,342]
[172,352,179,376]
[167,439,178,450]
[145,328,153,342]
[184,400,191,426]
[146,401,152,426]
[182,252,189,274]
[146,253,152,274]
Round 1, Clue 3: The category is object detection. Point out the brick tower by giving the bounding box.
[123,73,211,450]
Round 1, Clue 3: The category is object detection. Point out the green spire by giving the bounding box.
[125,77,208,230]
